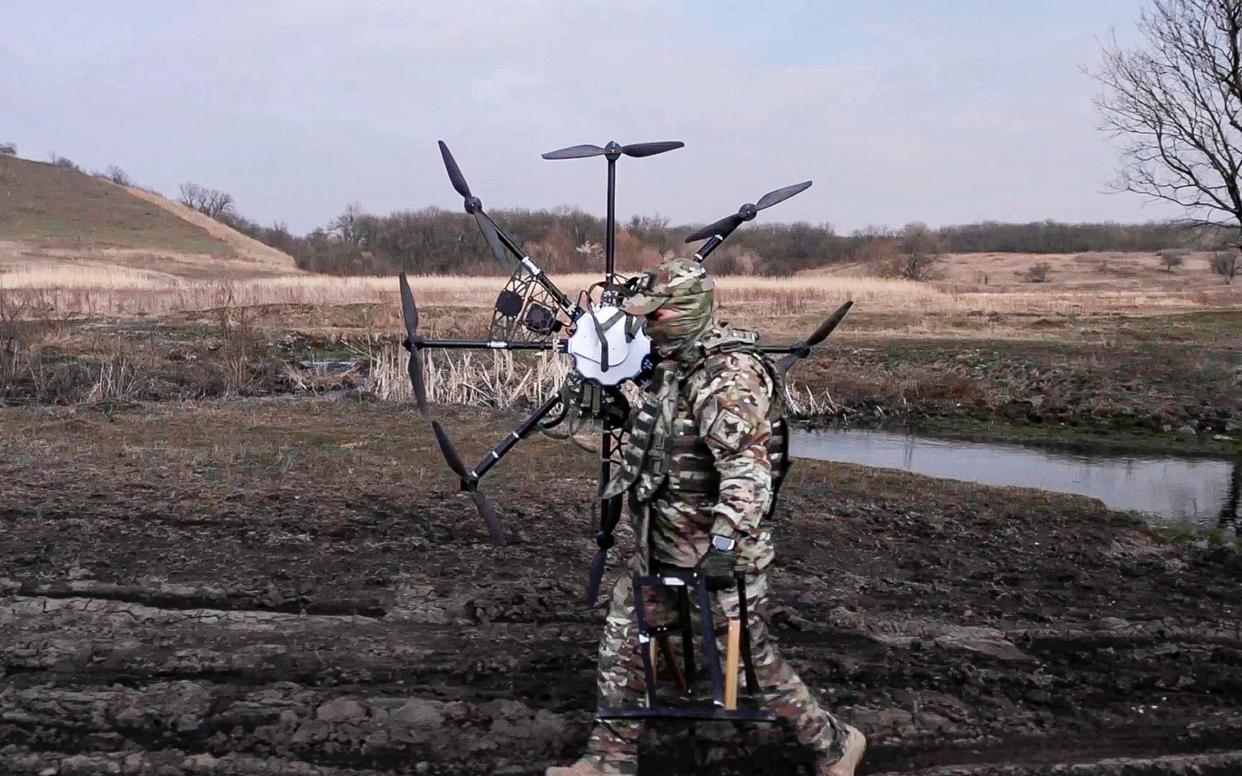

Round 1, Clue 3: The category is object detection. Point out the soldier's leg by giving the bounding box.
[581,573,643,773]
[713,573,849,762]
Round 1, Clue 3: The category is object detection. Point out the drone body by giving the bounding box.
[566,305,651,385]
[399,139,850,605]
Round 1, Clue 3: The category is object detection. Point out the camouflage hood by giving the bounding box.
[621,257,715,355]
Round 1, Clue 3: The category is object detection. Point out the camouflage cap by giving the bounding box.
[621,257,715,316]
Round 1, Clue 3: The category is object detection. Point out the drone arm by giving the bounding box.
[415,338,565,352]
[692,234,728,263]
[479,212,582,319]
[471,392,564,481]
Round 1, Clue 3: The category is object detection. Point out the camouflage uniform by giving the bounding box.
[567,259,848,775]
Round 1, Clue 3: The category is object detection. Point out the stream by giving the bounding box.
[791,428,1241,534]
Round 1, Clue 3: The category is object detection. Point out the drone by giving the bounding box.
[399,139,852,607]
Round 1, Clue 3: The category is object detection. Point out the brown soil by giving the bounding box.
[2,399,1240,775]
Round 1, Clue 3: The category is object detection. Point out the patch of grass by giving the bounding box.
[0,156,231,254]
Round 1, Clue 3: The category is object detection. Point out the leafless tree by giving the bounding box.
[0,142,15,157]
[178,182,235,220]
[1022,262,1053,282]
[102,165,131,186]
[331,203,369,246]
[1160,249,1188,270]
[1212,249,1240,281]
[1093,0,1242,272]
[48,152,80,171]
[892,222,943,281]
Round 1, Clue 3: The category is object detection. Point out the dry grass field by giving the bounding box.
[3,256,1236,325]
[0,155,299,298]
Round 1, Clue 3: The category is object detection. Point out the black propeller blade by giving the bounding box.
[585,496,623,606]
[541,141,684,160]
[617,141,685,158]
[398,272,429,417]
[437,140,512,272]
[541,144,606,160]
[432,420,504,545]
[684,180,813,243]
[776,300,853,373]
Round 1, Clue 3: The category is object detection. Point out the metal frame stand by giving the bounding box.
[598,572,775,722]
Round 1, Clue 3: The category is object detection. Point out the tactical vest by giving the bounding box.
[635,329,791,516]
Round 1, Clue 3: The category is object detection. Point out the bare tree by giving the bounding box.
[331,203,369,246]
[1212,249,1240,281]
[178,182,235,220]
[1160,249,1188,270]
[48,152,80,171]
[1093,0,1242,271]
[892,222,943,281]
[0,142,15,157]
[102,165,131,186]
[1021,262,1053,282]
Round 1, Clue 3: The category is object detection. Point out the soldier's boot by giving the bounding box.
[815,725,866,776]
[544,757,633,776]
[545,722,638,776]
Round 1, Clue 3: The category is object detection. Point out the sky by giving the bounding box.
[0,1,1183,235]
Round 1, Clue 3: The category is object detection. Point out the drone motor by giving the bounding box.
[524,302,557,334]
[495,289,524,317]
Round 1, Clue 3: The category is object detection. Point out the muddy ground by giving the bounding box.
[2,398,1241,775]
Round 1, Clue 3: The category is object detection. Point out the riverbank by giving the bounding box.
[1,305,1237,460]
[2,398,1241,774]
[780,309,1242,459]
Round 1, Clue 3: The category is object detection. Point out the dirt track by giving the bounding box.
[2,399,1241,775]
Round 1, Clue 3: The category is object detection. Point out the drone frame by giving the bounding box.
[400,139,851,607]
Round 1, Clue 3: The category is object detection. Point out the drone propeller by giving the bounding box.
[684,181,813,244]
[541,141,684,160]
[776,300,853,373]
[432,420,504,545]
[437,140,509,271]
[398,272,429,416]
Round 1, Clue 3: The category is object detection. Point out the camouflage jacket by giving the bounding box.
[630,326,783,573]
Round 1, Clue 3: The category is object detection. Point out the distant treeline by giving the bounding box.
[220,203,1220,276]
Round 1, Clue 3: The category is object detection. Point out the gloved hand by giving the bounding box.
[698,546,739,591]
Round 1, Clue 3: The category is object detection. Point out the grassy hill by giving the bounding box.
[0,155,298,282]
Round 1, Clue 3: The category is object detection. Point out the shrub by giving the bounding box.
[1211,250,1239,284]
[48,153,80,171]
[1021,262,1053,283]
[1159,250,1186,272]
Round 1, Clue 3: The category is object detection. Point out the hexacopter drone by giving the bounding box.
[399,139,851,608]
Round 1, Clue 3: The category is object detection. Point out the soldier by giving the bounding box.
[547,258,866,776]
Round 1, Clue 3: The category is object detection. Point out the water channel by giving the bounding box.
[790,428,1241,534]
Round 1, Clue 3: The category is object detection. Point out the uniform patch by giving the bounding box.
[706,407,758,451]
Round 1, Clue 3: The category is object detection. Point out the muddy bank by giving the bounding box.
[2,399,1241,774]
[794,334,1241,457]
[3,305,1237,431]
[2,307,1238,458]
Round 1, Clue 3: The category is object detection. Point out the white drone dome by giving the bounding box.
[566,305,651,386]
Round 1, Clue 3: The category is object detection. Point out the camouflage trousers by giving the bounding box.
[583,561,848,773]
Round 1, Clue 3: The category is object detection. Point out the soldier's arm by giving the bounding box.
[692,353,774,541]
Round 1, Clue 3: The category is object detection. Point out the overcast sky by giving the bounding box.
[1,1,1182,234]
